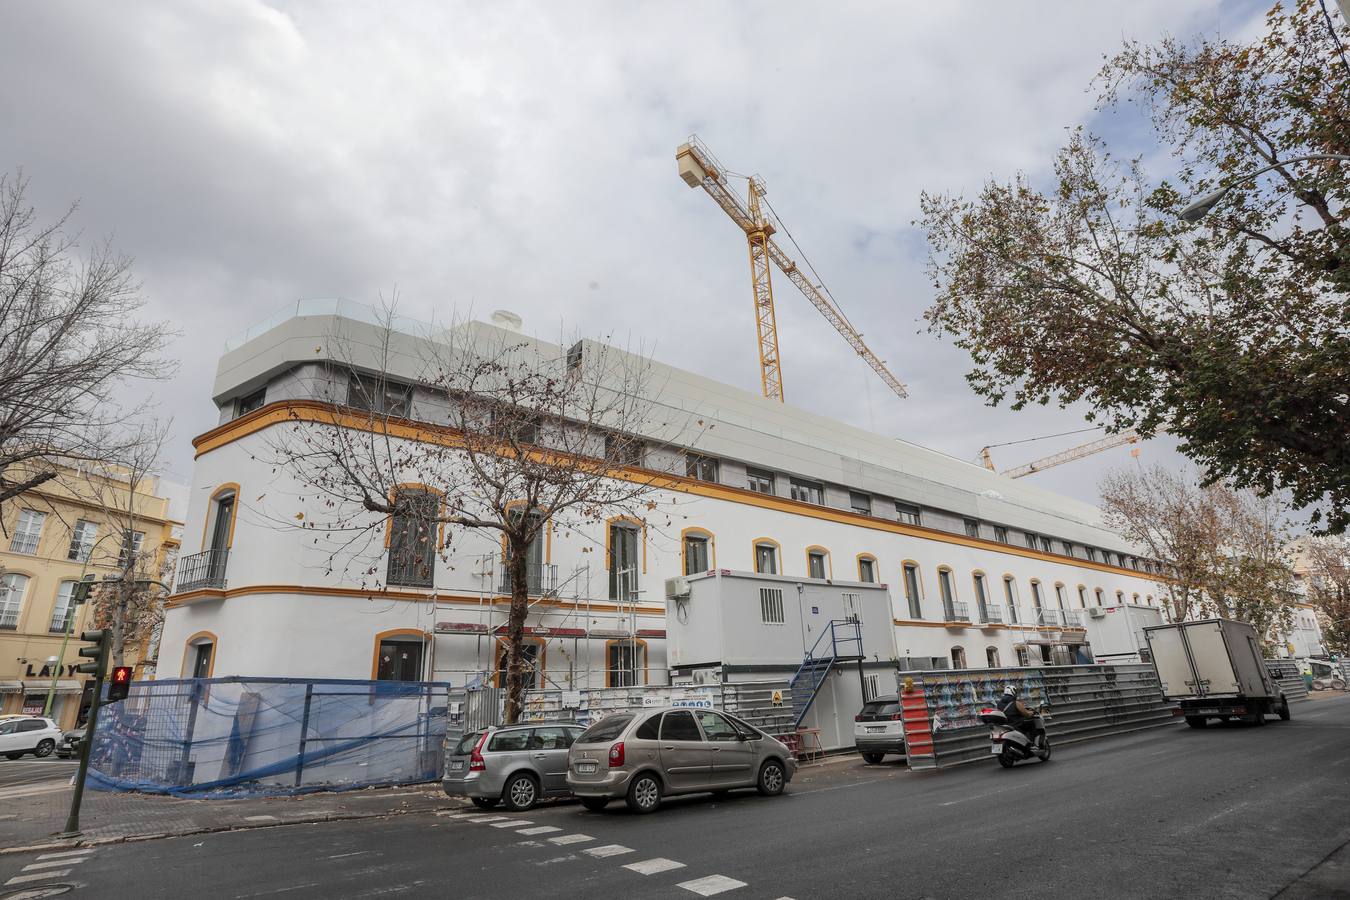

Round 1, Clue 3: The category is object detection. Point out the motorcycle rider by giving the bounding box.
[996,684,1040,744]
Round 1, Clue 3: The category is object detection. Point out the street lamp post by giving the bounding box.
[1178,153,1350,222]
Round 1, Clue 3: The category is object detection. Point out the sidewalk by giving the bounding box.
[0,780,460,854]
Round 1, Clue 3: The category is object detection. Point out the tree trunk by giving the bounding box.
[111,575,129,668]
[502,538,531,724]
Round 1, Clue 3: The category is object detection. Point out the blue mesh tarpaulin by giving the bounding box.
[87,677,451,798]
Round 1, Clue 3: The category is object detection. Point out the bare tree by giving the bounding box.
[1100,464,1297,647]
[1299,537,1350,655]
[86,423,173,668]
[269,311,683,722]
[0,172,173,511]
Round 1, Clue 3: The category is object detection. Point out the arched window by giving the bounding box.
[1146,594,1154,605]
[938,567,958,620]
[1077,585,1088,608]
[902,562,923,619]
[951,646,967,670]
[375,629,428,682]
[0,573,30,630]
[682,528,714,576]
[606,639,648,687]
[1054,582,1067,611]
[388,486,440,588]
[972,572,990,622]
[986,646,1001,668]
[1002,575,1019,625]
[1014,644,1030,667]
[1132,593,1141,604]
[856,554,878,583]
[1094,588,1104,606]
[753,539,780,575]
[184,631,217,679]
[49,581,79,633]
[608,517,644,600]
[1030,580,1044,611]
[805,546,831,580]
[1116,590,1125,604]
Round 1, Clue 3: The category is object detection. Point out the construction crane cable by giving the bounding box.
[760,194,863,336]
[983,426,1106,452]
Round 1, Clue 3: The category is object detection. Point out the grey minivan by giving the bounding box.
[442,722,585,812]
[565,707,796,814]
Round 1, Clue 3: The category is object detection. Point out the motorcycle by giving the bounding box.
[979,704,1051,769]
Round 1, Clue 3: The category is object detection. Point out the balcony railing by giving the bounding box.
[176,549,230,592]
[981,604,1003,624]
[1036,608,1064,627]
[943,600,971,623]
[499,562,558,597]
[1063,610,1085,628]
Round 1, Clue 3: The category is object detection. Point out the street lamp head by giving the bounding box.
[1179,187,1230,223]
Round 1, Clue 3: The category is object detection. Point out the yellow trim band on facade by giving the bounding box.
[190,401,1160,581]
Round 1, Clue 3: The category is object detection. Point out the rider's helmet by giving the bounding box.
[1003,684,1018,697]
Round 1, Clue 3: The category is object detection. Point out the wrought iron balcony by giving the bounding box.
[943,600,971,623]
[1036,608,1064,627]
[1063,610,1085,628]
[981,604,1003,624]
[176,549,229,591]
[499,562,558,597]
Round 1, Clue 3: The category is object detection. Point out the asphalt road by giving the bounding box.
[2,695,1347,900]
[0,757,76,790]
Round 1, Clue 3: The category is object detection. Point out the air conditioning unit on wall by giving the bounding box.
[1088,607,1107,619]
[665,577,692,601]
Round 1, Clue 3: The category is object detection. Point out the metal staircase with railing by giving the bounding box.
[787,619,864,728]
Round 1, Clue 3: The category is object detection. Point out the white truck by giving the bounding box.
[1143,618,1291,728]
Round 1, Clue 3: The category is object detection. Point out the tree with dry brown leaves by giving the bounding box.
[1297,536,1350,654]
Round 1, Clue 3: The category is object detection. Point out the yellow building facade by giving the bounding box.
[0,463,179,729]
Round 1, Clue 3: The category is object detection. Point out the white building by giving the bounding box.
[160,300,1167,688]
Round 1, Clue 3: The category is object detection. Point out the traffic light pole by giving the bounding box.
[61,666,104,838]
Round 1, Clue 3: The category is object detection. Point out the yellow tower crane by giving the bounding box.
[980,429,1143,478]
[677,136,908,403]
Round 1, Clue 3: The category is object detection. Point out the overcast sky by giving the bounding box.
[1,0,1271,518]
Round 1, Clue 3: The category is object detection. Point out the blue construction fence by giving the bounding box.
[88,676,452,798]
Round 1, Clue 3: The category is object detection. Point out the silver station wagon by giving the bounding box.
[565,707,796,814]
[442,721,585,812]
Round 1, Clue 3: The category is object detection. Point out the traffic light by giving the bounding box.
[75,629,109,677]
[71,574,97,605]
[107,666,133,702]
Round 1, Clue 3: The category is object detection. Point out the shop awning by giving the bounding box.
[21,679,83,695]
[0,680,22,694]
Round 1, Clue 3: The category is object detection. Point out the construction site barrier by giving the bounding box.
[896,664,1177,770]
[1265,659,1309,703]
[88,677,450,798]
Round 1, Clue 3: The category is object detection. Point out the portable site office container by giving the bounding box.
[1143,618,1289,727]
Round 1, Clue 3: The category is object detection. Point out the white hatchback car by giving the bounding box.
[0,716,63,759]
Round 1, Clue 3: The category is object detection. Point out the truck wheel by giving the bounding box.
[861,752,884,765]
[1185,716,1207,729]
[1278,698,1291,721]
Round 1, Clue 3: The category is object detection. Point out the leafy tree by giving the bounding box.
[921,1,1349,531]
[1100,464,1298,646]
[1297,536,1350,654]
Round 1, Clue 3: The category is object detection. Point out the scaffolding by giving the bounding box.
[432,556,644,691]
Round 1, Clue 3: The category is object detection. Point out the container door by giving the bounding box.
[1146,626,1196,698]
[1185,622,1241,695]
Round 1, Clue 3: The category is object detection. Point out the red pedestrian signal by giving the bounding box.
[107,666,133,702]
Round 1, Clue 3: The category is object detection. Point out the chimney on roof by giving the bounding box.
[490,310,523,332]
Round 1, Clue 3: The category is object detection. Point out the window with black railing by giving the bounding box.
[176,549,230,591]
[387,489,437,588]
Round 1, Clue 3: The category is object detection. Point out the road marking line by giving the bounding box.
[465,815,509,823]
[517,826,562,835]
[435,811,479,818]
[326,851,370,859]
[547,834,594,845]
[22,859,85,871]
[624,858,687,875]
[584,844,634,858]
[678,874,747,896]
[491,820,529,828]
[6,870,72,885]
[244,815,278,822]
[36,850,94,860]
